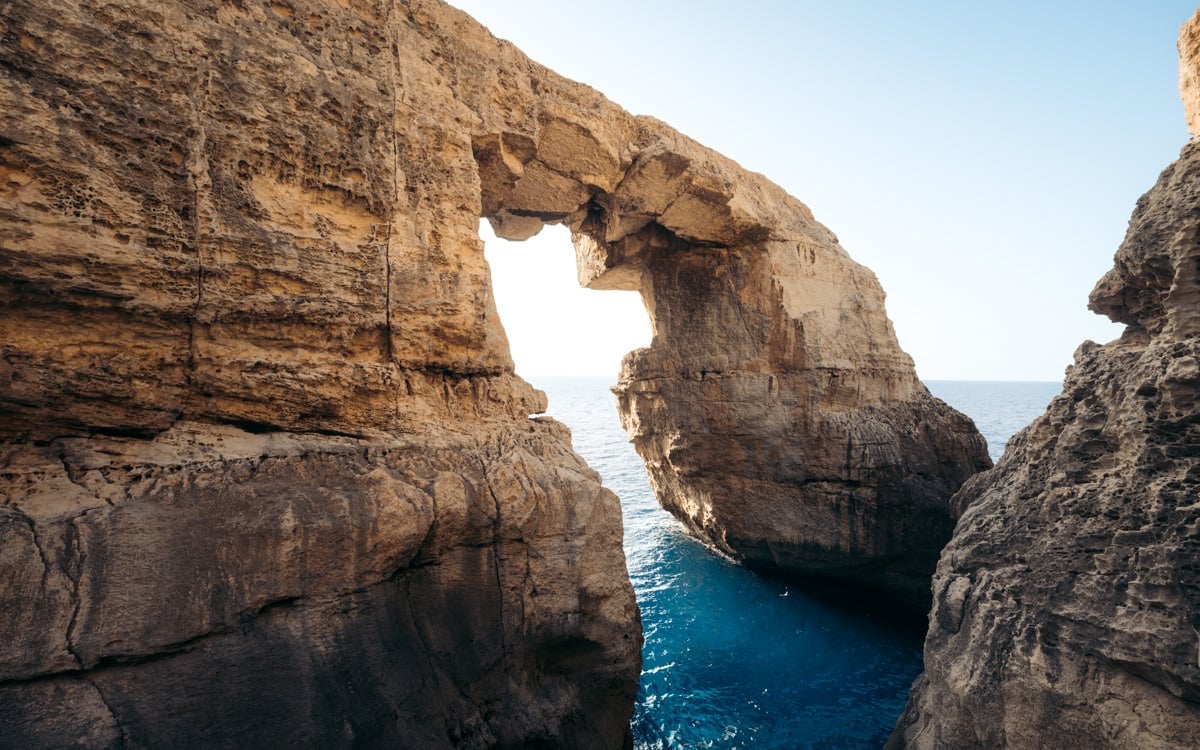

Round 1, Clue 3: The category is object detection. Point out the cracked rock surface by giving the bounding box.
[1,0,644,745]
[0,422,638,747]
[2,0,988,743]
[889,13,1200,746]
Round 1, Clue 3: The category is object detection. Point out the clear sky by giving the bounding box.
[457,1,1197,381]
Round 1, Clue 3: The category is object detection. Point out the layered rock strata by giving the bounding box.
[0,422,636,747]
[480,31,993,606]
[1,0,644,745]
[613,248,991,605]
[2,0,988,744]
[890,13,1200,746]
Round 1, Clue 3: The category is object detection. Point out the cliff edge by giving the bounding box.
[890,9,1200,747]
[2,0,990,744]
[0,1,644,745]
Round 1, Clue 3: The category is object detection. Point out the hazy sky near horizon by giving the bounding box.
[456,1,1197,381]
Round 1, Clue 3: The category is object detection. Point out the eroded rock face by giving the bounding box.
[462,19,994,605]
[1,0,642,745]
[2,0,987,743]
[0,422,637,747]
[1180,11,1200,137]
[890,19,1200,744]
[614,242,990,606]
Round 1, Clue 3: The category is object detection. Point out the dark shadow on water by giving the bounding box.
[752,568,931,637]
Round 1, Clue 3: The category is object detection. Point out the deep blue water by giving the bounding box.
[532,377,1059,749]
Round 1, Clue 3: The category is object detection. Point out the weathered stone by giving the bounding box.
[890,15,1200,743]
[0,421,639,748]
[1180,10,1200,137]
[1,0,643,746]
[434,7,993,604]
[613,241,991,606]
[1,0,990,743]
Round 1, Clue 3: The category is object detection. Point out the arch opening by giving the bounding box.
[481,221,652,380]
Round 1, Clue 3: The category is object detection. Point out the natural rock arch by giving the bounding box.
[0,0,986,746]
[479,222,651,378]
[465,57,991,604]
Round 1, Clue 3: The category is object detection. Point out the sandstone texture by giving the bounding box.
[0,422,637,747]
[1,0,645,745]
[1180,11,1200,137]
[2,0,989,744]
[890,15,1200,745]
[614,257,990,605]
[599,131,994,601]
[463,13,994,607]
[421,5,991,605]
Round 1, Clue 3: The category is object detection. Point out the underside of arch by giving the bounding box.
[468,76,991,606]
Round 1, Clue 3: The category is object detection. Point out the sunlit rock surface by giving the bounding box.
[1179,10,1200,137]
[891,10,1200,746]
[0,1,642,745]
[476,18,995,606]
[1,0,992,744]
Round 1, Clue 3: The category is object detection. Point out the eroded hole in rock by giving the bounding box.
[481,222,651,379]
[480,215,932,748]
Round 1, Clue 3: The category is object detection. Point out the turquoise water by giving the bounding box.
[532,377,1059,749]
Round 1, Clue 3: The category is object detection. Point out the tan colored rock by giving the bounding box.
[436,6,993,604]
[1,0,640,745]
[0,420,639,747]
[1180,10,1200,137]
[1,0,988,743]
[890,18,1200,744]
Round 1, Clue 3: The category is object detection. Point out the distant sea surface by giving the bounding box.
[531,377,1060,749]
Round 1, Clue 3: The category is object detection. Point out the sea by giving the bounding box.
[530,377,1062,750]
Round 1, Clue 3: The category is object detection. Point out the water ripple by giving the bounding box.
[534,376,1055,749]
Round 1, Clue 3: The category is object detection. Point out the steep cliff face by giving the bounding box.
[614,249,990,605]
[1,0,988,743]
[0,422,637,747]
[0,1,642,745]
[1180,11,1200,137]
[466,29,993,606]
[598,136,993,606]
[890,14,1200,746]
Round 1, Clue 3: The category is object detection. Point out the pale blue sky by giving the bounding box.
[458,1,1197,381]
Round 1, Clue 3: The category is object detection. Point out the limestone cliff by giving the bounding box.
[890,11,1200,747]
[0,423,637,747]
[1,0,989,744]
[0,1,643,745]
[477,27,994,606]
[613,242,991,606]
[1180,11,1200,137]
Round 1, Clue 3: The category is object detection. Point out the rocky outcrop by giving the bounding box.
[613,246,990,606]
[0,422,637,747]
[409,6,990,606]
[1,0,989,743]
[890,13,1200,746]
[0,0,643,745]
[1180,11,1200,137]
[597,135,992,605]
[480,23,994,608]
